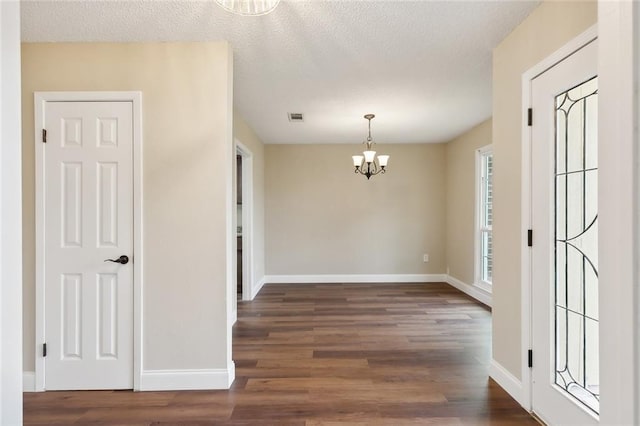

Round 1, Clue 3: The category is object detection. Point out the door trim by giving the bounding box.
[520,25,597,412]
[235,140,254,302]
[34,91,143,391]
[598,2,639,423]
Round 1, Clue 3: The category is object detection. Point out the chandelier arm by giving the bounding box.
[370,160,378,175]
[353,161,385,175]
[355,167,373,179]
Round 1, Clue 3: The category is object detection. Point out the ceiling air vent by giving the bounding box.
[288,112,304,122]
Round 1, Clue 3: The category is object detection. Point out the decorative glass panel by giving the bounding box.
[554,76,599,414]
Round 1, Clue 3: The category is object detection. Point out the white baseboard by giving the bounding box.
[489,359,525,407]
[25,366,236,392]
[263,274,447,284]
[445,275,492,307]
[23,371,35,392]
[230,308,237,325]
[139,363,235,391]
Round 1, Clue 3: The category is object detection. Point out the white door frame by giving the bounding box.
[520,25,597,412]
[597,1,639,423]
[1,1,24,422]
[235,140,254,301]
[34,91,143,391]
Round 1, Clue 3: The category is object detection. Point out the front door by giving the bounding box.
[43,100,134,390]
[530,38,598,424]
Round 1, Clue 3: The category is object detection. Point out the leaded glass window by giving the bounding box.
[554,76,599,414]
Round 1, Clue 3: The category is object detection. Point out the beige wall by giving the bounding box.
[22,42,234,373]
[265,143,446,276]
[233,113,266,291]
[445,119,492,285]
[492,1,596,379]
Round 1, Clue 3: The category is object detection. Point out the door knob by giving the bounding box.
[104,255,129,265]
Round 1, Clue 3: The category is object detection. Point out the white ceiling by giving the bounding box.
[21,0,540,144]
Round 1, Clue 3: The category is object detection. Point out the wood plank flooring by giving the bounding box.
[24,282,537,425]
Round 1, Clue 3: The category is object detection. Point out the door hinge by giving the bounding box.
[527,108,533,126]
[42,129,47,143]
[527,229,533,247]
[43,343,47,357]
[528,349,533,368]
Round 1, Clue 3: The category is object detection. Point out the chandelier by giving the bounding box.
[214,0,280,16]
[352,114,389,180]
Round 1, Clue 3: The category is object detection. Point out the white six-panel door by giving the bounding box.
[43,101,134,390]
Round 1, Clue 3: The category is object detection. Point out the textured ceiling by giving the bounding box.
[21,0,539,144]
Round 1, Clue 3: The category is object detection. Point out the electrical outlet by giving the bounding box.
[423,254,429,263]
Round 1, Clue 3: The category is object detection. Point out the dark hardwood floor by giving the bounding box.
[24,282,537,425]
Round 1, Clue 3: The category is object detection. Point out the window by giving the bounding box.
[476,145,493,291]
